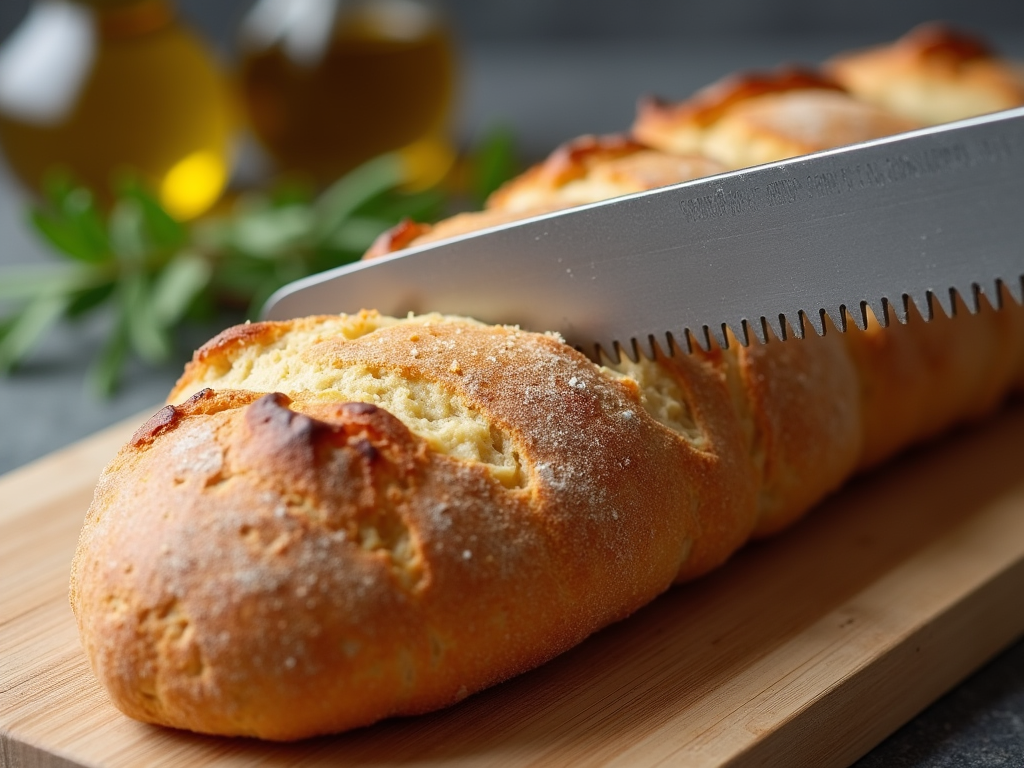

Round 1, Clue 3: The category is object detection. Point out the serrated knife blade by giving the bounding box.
[262,107,1024,360]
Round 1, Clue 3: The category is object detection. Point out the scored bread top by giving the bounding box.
[632,66,920,168]
[485,133,725,213]
[826,22,1024,125]
[365,135,725,259]
[78,310,773,739]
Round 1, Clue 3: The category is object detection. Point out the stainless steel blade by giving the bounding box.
[263,107,1024,360]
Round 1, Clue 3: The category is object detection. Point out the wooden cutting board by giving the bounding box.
[2,404,1024,768]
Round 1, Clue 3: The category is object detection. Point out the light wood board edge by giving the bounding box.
[1,410,156,526]
[2,407,1024,767]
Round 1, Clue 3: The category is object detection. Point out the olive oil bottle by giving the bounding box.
[238,0,456,189]
[0,0,233,219]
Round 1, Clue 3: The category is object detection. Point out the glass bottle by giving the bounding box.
[0,0,233,219]
[238,0,456,189]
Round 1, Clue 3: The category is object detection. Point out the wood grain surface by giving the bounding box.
[2,404,1024,768]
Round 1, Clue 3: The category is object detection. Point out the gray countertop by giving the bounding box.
[1,37,1022,767]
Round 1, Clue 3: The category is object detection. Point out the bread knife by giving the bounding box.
[262,106,1024,360]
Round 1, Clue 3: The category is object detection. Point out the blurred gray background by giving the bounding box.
[4,0,1023,46]
[2,0,1023,158]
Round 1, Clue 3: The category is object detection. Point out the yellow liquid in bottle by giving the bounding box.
[239,0,456,188]
[0,0,233,219]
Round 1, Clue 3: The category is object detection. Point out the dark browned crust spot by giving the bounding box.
[240,394,419,483]
[531,133,644,186]
[635,66,846,131]
[131,389,264,448]
[184,322,289,376]
[898,21,992,62]
[131,406,180,448]
[363,218,434,260]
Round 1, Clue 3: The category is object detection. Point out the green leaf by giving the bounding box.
[59,186,109,258]
[41,169,77,204]
[269,178,316,208]
[325,215,402,253]
[65,283,116,318]
[88,320,129,397]
[358,185,444,219]
[31,172,109,263]
[469,125,520,204]
[151,251,212,326]
[229,206,314,259]
[109,198,147,265]
[313,154,406,242]
[30,211,101,263]
[0,293,68,373]
[212,254,277,299]
[0,315,16,346]
[119,272,171,364]
[246,276,293,321]
[117,176,186,249]
[0,264,110,301]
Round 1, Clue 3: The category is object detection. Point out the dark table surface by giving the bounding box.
[1,35,1022,767]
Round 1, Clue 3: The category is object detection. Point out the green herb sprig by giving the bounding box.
[0,130,519,395]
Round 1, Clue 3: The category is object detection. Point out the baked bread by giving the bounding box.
[71,26,1024,741]
[70,300,1024,741]
[631,67,919,168]
[825,22,1024,125]
[366,135,725,258]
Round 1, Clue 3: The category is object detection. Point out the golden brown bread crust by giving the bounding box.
[72,25,1024,741]
[73,301,1024,740]
[485,133,725,213]
[632,66,920,168]
[825,22,1024,125]
[364,135,726,258]
[73,314,766,739]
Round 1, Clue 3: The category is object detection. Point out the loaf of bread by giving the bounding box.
[71,27,1024,741]
[825,22,1024,125]
[631,67,919,168]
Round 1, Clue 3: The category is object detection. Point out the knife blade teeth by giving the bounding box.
[664,331,685,357]
[784,314,801,341]
[966,284,985,314]
[1005,275,1024,306]
[991,280,1007,309]
[801,309,826,338]
[669,330,695,356]
[751,318,769,346]
[788,313,806,340]
[638,335,661,361]
[824,305,849,333]
[685,326,711,353]
[928,288,955,320]
[644,333,671,359]
[886,295,911,325]
[862,299,885,329]
[593,341,617,364]
[765,314,787,343]
[847,303,862,332]
[709,324,731,350]
[616,339,640,364]
[728,320,751,348]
